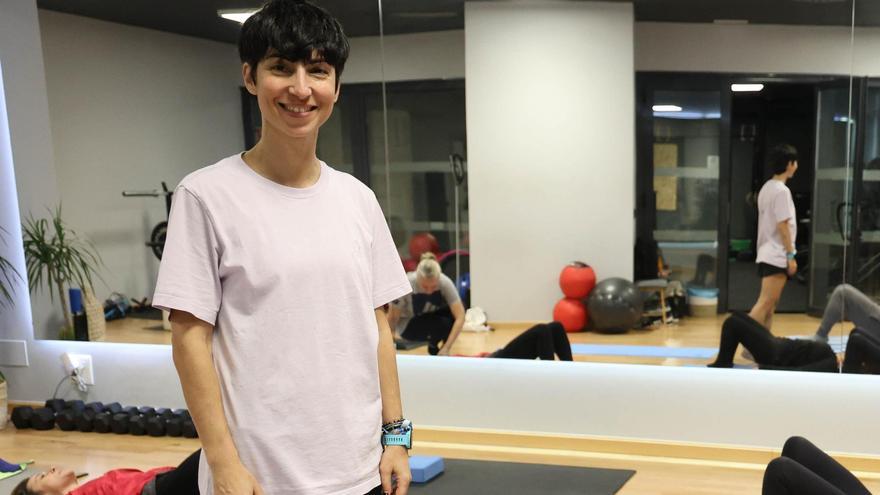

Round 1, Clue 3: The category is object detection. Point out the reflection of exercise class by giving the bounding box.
[3,0,880,493]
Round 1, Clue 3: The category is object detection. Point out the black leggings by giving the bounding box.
[492,322,573,361]
[763,436,870,495]
[401,307,454,354]
[842,328,880,374]
[154,449,200,495]
[708,313,837,372]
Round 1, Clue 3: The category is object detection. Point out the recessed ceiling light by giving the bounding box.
[218,9,258,24]
[653,105,682,112]
[731,84,765,92]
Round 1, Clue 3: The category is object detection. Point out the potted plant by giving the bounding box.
[0,226,21,309]
[22,206,102,339]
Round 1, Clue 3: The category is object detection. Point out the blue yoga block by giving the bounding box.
[409,455,444,483]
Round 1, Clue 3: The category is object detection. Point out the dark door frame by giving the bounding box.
[636,72,854,313]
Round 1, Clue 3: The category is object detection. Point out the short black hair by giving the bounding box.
[239,0,350,89]
[768,144,798,175]
[11,477,36,495]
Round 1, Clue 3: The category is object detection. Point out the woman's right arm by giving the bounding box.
[170,310,264,495]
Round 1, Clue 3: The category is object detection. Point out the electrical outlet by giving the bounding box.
[62,353,95,385]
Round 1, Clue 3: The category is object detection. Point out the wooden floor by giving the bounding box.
[4,427,879,494]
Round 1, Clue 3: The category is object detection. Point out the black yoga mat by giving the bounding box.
[407,459,635,494]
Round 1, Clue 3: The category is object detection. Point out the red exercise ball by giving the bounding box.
[559,261,597,299]
[402,258,418,272]
[553,298,588,333]
[408,232,440,260]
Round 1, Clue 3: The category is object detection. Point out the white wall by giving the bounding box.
[34,11,244,340]
[466,1,635,321]
[635,22,880,76]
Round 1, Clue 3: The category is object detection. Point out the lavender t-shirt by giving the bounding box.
[152,154,411,495]
[756,179,797,269]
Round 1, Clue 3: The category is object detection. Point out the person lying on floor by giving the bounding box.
[707,312,880,373]
[12,450,199,495]
[763,436,870,495]
[813,284,880,343]
[464,321,573,361]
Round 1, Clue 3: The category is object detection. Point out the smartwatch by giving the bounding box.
[786,250,797,260]
[381,419,413,449]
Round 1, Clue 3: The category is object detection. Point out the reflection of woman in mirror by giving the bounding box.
[763,437,870,495]
[812,284,880,343]
[749,144,799,330]
[708,312,837,371]
[12,450,199,495]
[150,1,414,494]
[389,253,465,356]
[708,312,880,373]
[474,321,573,361]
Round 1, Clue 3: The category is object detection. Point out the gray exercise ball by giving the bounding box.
[587,278,643,333]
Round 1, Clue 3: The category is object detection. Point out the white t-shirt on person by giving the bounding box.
[755,179,797,269]
[152,154,411,495]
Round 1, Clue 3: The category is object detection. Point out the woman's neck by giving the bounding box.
[244,126,321,188]
[772,173,788,183]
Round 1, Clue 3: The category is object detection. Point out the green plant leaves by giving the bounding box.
[21,205,103,325]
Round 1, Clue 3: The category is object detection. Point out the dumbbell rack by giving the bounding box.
[11,400,198,438]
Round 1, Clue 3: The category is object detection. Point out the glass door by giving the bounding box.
[809,81,857,313]
[639,81,725,292]
[852,79,880,302]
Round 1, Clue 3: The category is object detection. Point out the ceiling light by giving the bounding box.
[731,84,764,92]
[218,9,258,24]
[652,105,682,112]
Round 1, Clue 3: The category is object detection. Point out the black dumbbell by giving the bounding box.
[84,402,104,414]
[31,407,56,430]
[104,402,123,415]
[155,408,173,420]
[129,415,149,436]
[172,409,190,419]
[64,400,86,413]
[76,409,98,432]
[182,419,198,438]
[146,416,166,437]
[11,406,34,429]
[165,417,183,437]
[93,412,112,433]
[110,412,134,434]
[122,406,138,416]
[45,399,66,413]
[57,409,81,431]
[137,406,156,418]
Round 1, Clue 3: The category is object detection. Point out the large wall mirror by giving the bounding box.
[9,0,877,378]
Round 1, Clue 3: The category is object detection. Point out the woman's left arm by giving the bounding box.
[375,308,411,495]
[438,301,466,356]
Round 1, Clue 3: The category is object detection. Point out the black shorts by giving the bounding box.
[758,262,788,279]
